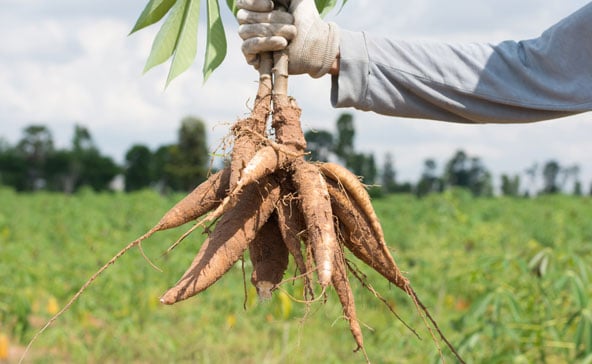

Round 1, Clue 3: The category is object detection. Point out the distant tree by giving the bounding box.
[444,150,471,188]
[561,164,580,193]
[45,149,73,192]
[124,144,154,192]
[468,157,493,197]
[304,129,333,162]
[77,150,120,191]
[334,113,355,164]
[541,160,561,194]
[152,144,175,193]
[17,125,54,190]
[47,124,119,193]
[164,117,210,191]
[381,152,397,193]
[0,138,8,150]
[416,159,442,197]
[397,182,414,194]
[347,152,377,185]
[573,181,583,196]
[63,124,95,193]
[524,163,539,196]
[443,150,492,196]
[0,141,27,190]
[72,124,94,152]
[501,174,521,197]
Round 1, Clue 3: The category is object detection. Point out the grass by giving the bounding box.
[1,187,591,363]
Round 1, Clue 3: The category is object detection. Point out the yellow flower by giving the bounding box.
[47,296,59,315]
[0,333,9,360]
[278,291,292,319]
[226,314,237,329]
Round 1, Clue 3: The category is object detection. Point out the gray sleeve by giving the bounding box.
[331,3,592,124]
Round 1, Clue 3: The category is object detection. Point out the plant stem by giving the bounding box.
[257,53,273,100]
[273,50,289,98]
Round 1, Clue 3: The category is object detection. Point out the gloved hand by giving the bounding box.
[237,0,340,78]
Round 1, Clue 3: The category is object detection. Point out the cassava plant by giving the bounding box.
[20,1,465,363]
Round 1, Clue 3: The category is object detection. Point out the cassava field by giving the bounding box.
[1,186,591,363]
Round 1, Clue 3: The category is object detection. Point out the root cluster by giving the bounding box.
[21,53,464,364]
[155,53,463,362]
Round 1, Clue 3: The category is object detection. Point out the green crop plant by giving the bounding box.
[130,0,348,85]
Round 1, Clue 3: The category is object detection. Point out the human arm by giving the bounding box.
[333,3,592,123]
[238,1,592,123]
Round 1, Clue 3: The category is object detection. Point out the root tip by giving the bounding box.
[159,294,176,305]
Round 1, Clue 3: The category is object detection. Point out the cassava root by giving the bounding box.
[21,50,465,364]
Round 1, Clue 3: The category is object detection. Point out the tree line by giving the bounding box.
[0,117,208,193]
[0,113,588,197]
[304,113,587,198]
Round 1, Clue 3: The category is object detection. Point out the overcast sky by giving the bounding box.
[1,0,591,191]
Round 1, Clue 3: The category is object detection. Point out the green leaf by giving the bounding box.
[470,291,494,318]
[565,271,588,308]
[130,0,177,34]
[500,291,522,320]
[226,0,238,16]
[203,0,227,81]
[582,353,592,364]
[315,0,337,17]
[143,0,188,73]
[340,0,349,12]
[166,0,201,86]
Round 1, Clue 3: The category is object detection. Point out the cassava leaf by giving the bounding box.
[203,0,227,81]
[143,0,188,73]
[315,0,337,17]
[226,0,238,16]
[166,0,201,86]
[340,0,349,11]
[130,0,177,34]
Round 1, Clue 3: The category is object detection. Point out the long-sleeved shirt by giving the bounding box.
[331,2,592,123]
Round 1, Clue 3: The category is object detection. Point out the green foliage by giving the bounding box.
[443,150,493,197]
[124,145,155,192]
[133,0,347,85]
[130,0,177,34]
[203,0,227,81]
[169,116,210,190]
[304,129,333,162]
[347,152,377,184]
[2,191,591,362]
[381,152,397,193]
[501,173,521,197]
[542,160,562,194]
[334,112,355,162]
[0,124,119,193]
[416,159,442,197]
[142,0,201,86]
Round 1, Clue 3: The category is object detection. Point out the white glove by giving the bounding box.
[237,0,297,69]
[237,0,340,78]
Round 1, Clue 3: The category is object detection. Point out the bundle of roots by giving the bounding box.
[22,52,464,364]
[152,52,462,362]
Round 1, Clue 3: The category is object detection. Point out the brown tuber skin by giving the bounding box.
[155,167,230,232]
[331,246,367,359]
[160,178,280,304]
[325,179,410,291]
[290,159,337,288]
[249,214,289,300]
